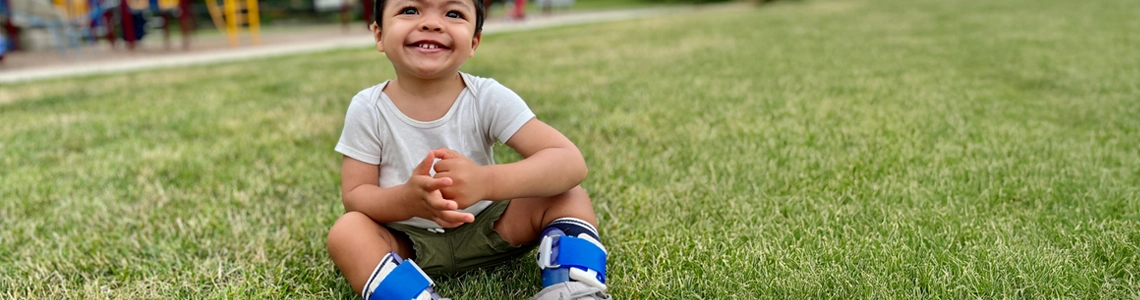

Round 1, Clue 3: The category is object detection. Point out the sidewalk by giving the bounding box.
[0,7,685,83]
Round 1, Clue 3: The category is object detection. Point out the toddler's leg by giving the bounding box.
[494,186,598,247]
[493,186,610,299]
[327,212,444,300]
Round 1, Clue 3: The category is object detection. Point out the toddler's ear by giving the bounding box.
[371,22,385,53]
[469,33,482,58]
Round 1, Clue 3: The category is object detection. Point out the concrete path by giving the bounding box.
[0,7,687,83]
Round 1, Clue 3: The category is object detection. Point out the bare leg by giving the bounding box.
[494,185,597,247]
[327,211,416,294]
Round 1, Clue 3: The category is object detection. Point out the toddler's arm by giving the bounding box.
[341,153,474,228]
[435,118,586,203]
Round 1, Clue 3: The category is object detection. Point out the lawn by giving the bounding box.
[2,0,1139,298]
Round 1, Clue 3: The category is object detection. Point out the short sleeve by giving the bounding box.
[478,79,536,143]
[335,91,384,165]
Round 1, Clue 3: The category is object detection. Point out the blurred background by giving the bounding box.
[0,0,733,76]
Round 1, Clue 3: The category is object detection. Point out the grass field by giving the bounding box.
[3,0,1139,298]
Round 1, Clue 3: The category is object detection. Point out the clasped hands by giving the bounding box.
[404,148,490,228]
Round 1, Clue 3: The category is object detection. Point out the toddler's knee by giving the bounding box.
[327,211,372,247]
[564,185,592,205]
[545,186,596,224]
[565,185,592,199]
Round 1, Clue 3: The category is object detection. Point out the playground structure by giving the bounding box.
[1,0,90,54]
[0,0,577,59]
[338,0,554,30]
[477,0,531,21]
[0,0,193,53]
[0,0,261,56]
[113,0,194,50]
[507,0,524,20]
[203,0,258,46]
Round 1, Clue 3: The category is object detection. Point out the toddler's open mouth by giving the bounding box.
[409,41,450,50]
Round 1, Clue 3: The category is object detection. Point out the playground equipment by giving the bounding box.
[1,0,86,54]
[0,0,193,54]
[537,0,573,14]
[116,0,193,50]
[510,0,523,19]
[473,0,527,20]
[336,0,526,29]
[339,0,370,30]
[203,0,258,46]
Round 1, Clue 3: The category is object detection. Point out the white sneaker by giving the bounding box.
[531,281,612,300]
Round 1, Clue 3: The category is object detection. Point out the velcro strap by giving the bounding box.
[370,260,431,300]
[556,236,607,282]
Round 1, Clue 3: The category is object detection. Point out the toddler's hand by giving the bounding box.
[406,151,474,228]
[431,148,490,209]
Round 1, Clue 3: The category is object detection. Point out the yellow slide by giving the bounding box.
[204,0,259,46]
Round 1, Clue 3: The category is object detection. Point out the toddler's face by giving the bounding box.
[374,0,481,79]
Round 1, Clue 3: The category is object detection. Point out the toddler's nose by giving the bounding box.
[421,19,443,32]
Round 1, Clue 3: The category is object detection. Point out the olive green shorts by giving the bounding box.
[385,200,538,276]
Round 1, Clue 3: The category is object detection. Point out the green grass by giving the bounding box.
[3,0,1139,298]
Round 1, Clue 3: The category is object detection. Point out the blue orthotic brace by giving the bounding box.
[369,261,431,300]
[556,236,607,282]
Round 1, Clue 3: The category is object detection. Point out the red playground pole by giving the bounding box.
[180,0,192,49]
[362,0,373,29]
[511,0,524,20]
[121,0,136,50]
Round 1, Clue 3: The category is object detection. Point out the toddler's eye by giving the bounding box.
[399,7,418,15]
[446,11,464,19]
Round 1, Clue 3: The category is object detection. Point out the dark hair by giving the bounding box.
[373,0,486,35]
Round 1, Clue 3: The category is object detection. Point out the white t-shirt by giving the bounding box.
[335,72,535,229]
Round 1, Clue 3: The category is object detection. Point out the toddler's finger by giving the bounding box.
[434,219,464,229]
[422,177,453,191]
[437,211,475,226]
[432,160,451,174]
[412,151,436,176]
[432,148,462,160]
[426,195,458,211]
